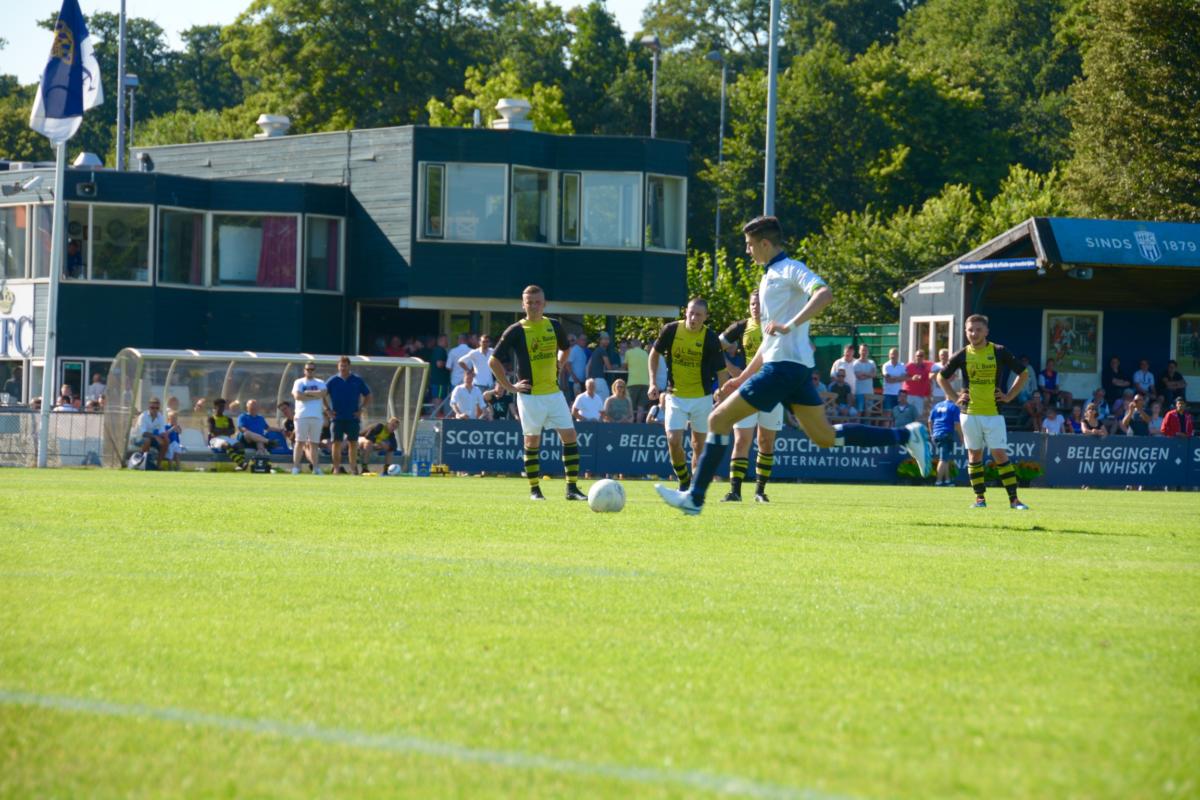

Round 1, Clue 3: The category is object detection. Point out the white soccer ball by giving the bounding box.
[587,479,626,513]
[387,463,403,476]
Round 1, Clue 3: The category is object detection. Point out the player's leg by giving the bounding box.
[791,400,932,477]
[665,429,690,489]
[549,393,585,500]
[754,425,778,502]
[961,413,988,506]
[986,414,1025,508]
[516,393,546,499]
[724,424,754,501]
[688,399,710,473]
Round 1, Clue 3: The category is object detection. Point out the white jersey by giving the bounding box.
[756,254,826,367]
[292,377,327,419]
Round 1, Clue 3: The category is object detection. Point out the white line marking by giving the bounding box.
[0,689,852,800]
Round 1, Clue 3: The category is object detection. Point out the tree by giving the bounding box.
[173,26,244,112]
[479,0,571,89]
[562,1,628,135]
[1066,0,1200,221]
[426,59,573,133]
[0,82,54,162]
[134,106,260,147]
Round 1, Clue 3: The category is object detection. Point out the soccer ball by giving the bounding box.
[387,463,403,476]
[587,479,626,513]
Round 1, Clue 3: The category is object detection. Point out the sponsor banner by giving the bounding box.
[1047,218,1200,268]
[937,432,1046,486]
[440,419,599,476]
[1189,439,1200,485]
[1043,436,1191,487]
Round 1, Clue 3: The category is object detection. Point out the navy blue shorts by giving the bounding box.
[934,434,955,461]
[740,361,822,412]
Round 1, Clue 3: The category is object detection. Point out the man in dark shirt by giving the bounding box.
[428,334,451,416]
[325,356,371,474]
[586,332,613,400]
[358,417,400,474]
[1102,356,1131,404]
[483,384,518,421]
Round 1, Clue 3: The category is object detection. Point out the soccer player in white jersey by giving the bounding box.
[657,215,933,515]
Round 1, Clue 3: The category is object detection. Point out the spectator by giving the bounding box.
[571,377,604,422]
[903,349,932,417]
[1131,359,1156,398]
[646,392,664,424]
[1022,390,1046,432]
[1041,405,1065,435]
[811,371,828,395]
[603,379,634,423]
[1089,388,1111,424]
[829,369,854,419]
[881,348,906,410]
[326,355,371,475]
[30,396,42,412]
[1038,358,1063,407]
[135,397,169,462]
[483,383,517,421]
[428,334,451,416]
[237,399,272,456]
[1159,360,1187,403]
[587,332,613,400]
[567,332,590,399]
[449,368,486,420]
[830,344,857,397]
[852,344,876,413]
[84,372,106,404]
[65,239,83,278]
[447,333,473,388]
[164,410,185,470]
[891,390,918,428]
[384,336,406,357]
[1148,400,1165,435]
[1121,392,1151,436]
[457,334,496,392]
[207,399,237,448]
[53,394,77,412]
[624,337,651,422]
[1064,404,1084,434]
[290,361,326,475]
[1161,397,1194,438]
[1102,356,1131,404]
[1111,388,1135,426]
[1015,355,1037,404]
[928,393,963,487]
[2,365,21,401]
[277,400,296,449]
[358,417,400,474]
[931,348,956,402]
[1081,403,1107,437]
[85,400,101,412]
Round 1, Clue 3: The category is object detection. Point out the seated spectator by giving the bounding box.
[891,390,918,428]
[1103,356,1131,404]
[811,371,828,395]
[135,397,169,461]
[384,336,406,357]
[1159,360,1187,403]
[53,394,77,412]
[603,379,634,423]
[2,365,22,402]
[1064,404,1084,434]
[1088,388,1111,425]
[829,369,855,419]
[1131,359,1156,398]
[449,368,486,420]
[164,410,186,470]
[166,396,181,414]
[1121,391,1151,436]
[1148,401,1164,435]
[1161,397,1194,438]
[646,394,664,424]
[277,400,296,448]
[1041,405,1065,435]
[1081,403,1107,437]
[483,383,518,421]
[358,417,400,473]
[84,372,106,404]
[1038,359,1061,405]
[1015,355,1037,404]
[1111,388,1135,427]
[237,399,272,456]
[571,378,604,422]
[1022,390,1046,432]
[85,399,102,412]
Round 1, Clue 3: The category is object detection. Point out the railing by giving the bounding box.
[0,410,105,468]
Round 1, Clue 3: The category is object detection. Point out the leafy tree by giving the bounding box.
[134,106,259,147]
[563,1,629,134]
[0,82,54,162]
[426,58,573,133]
[173,26,244,112]
[1066,0,1200,221]
[479,0,571,89]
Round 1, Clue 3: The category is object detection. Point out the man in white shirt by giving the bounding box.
[457,334,496,391]
[830,344,857,396]
[881,347,906,410]
[450,368,486,419]
[1131,359,1156,397]
[447,333,474,388]
[852,345,877,413]
[135,397,169,461]
[290,361,327,474]
[931,347,955,401]
[571,378,605,422]
[85,373,106,405]
[1041,405,1065,435]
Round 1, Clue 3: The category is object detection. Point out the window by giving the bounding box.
[444,164,506,242]
[212,214,298,289]
[305,216,342,292]
[159,209,206,286]
[582,172,641,249]
[511,167,552,244]
[32,205,52,278]
[910,316,953,361]
[0,205,28,279]
[1171,315,1200,387]
[91,204,151,282]
[423,164,444,239]
[646,175,686,252]
[64,203,90,279]
[560,172,580,245]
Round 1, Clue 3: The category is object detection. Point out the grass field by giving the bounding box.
[2,470,1198,799]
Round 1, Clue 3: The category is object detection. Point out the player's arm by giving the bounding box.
[997,348,1028,403]
[648,325,671,400]
[764,284,832,336]
[719,348,766,400]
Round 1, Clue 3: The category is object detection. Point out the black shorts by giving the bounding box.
[332,419,360,440]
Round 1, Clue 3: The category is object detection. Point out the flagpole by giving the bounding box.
[37,143,67,467]
[116,0,127,170]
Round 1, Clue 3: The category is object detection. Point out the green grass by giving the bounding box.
[2,470,1198,799]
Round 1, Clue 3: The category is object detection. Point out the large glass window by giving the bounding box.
[423,164,444,239]
[560,172,580,245]
[212,214,298,288]
[92,204,150,281]
[0,205,28,279]
[646,175,686,252]
[159,209,206,286]
[582,172,641,249]
[32,205,52,278]
[511,167,552,244]
[65,203,90,279]
[305,216,342,292]
[444,164,506,242]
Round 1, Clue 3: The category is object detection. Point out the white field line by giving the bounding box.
[0,689,854,800]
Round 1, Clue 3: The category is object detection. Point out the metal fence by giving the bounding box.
[0,410,105,468]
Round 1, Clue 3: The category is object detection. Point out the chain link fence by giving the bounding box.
[0,410,105,468]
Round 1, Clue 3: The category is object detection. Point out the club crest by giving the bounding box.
[51,21,75,65]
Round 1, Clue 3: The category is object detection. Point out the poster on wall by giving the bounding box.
[1043,311,1101,373]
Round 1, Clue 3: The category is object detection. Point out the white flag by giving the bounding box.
[29,0,104,145]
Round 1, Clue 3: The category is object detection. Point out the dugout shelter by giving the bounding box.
[101,349,428,468]
[896,217,1200,401]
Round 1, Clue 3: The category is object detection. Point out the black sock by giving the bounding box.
[563,441,580,487]
[691,433,731,505]
[968,462,986,496]
[755,452,774,494]
[729,457,748,494]
[524,446,540,489]
[997,461,1019,502]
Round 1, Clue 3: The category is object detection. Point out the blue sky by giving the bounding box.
[1,0,649,85]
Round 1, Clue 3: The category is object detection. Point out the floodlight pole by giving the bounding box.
[641,35,661,138]
[763,0,780,215]
[37,143,68,467]
[707,50,727,286]
[115,0,127,170]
